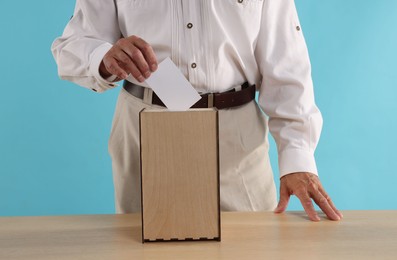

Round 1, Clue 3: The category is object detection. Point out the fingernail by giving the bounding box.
[137,76,145,82]
[314,215,321,221]
[144,71,151,78]
[151,63,157,71]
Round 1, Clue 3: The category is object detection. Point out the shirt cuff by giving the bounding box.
[278,149,319,178]
[89,43,119,92]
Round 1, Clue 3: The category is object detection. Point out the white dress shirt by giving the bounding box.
[51,0,323,178]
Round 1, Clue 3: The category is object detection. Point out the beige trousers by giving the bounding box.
[108,87,277,213]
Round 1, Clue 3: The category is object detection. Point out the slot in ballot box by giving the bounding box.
[139,108,221,243]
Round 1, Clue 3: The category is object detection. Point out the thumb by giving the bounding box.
[274,182,290,213]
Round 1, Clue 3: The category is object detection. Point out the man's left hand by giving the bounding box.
[274,172,343,221]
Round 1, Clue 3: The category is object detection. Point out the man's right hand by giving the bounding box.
[99,35,158,82]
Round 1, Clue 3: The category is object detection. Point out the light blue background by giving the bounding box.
[0,1,396,216]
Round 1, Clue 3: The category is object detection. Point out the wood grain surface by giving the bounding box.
[140,109,220,241]
[1,211,397,260]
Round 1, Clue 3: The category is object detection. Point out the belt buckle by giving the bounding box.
[207,93,214,108]
[143,88,154,105]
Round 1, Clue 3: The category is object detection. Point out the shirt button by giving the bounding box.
[187,23,193,29]
[238,0,243,3]
[191,63,197,69]
[296,26,301,31]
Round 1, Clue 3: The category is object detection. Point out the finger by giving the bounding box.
[115,38,151,79]
[274,182,290,213]
[103,57,128,79]
[318,185,343,219]
[311,190,340,221]
[116,39,150,78]
[295,190,320,222]
[132,36,158,72]
[112,50,145,82]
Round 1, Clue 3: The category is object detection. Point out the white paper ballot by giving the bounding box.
[145,57,201,111]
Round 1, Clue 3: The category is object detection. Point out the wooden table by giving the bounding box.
[1,211,396,259]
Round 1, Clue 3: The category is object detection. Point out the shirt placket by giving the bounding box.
[171,0,183,70]
[201,0,214,93]
[180,1,202,91]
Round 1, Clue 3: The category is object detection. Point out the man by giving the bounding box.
[52,0,343,221]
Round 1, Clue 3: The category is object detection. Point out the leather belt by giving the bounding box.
[123,81,256,109]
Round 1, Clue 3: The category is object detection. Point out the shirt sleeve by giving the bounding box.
[255,0,323,178]
[51,0,121,93]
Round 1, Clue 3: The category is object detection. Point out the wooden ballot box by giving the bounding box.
[139,108,221,243]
